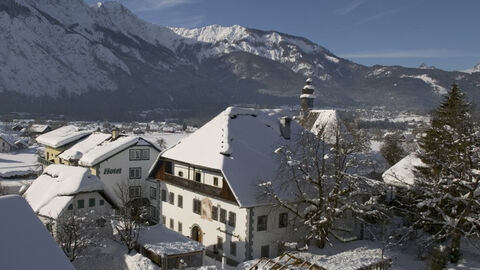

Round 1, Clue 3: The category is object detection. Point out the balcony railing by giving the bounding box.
[161,173,236,203]
[37,156,54,166]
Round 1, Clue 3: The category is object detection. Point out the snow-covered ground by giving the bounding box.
[73,238,160,270]
[0,147,41,193]
[237,239,480,270]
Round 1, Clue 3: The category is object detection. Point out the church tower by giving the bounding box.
[300,78,315,119]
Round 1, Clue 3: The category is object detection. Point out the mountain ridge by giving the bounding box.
[1,0,479,120]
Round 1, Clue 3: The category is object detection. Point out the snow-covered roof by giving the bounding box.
[382,154,424,188]
[0,133,17,147]
[0,147,41,178]
[58,132,111,161]
[138,224,204,256]
[36,125,92,148]
[0,195,75,270]
[161,106,303,207]
[302,110,345,144]
[29,124,51,133]
[24,165,104,219]
[78,136,157,167]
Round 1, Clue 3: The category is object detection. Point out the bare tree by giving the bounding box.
[261,125,387,248]
[112,181,148,254]
[56,211,106,262]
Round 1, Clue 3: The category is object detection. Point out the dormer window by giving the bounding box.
[195,172,201,182]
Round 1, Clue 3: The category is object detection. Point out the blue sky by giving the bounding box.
[86,0,480,71]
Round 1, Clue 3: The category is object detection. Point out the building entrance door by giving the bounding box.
[191,225,202,243]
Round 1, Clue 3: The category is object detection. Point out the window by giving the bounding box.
[178,195,183,208]
[170,218,174,229]
[178,222,182,233]
[257,215,267,231]
[195,172,201,182]
[150,187,157,199]
[178,171,183,177]
[161,189,167,202]
[100,199,105,206]
[261,245,270,258]
[89,198,95,207]
[77,199,84,209]
[149,206,158,220]
[129,186,141,198]
[162,215,166,225]
[230,242,237,256]
[169,192,174,205]
[279,213,288,228]
[212,206,218,221]
[193,199,201,214]
[129,167,142,179]
[217,237,223,250]
[220,208,227,224]
[68,204,73,210]
[228,212,236,227]
[213,177,218,186]
[129,149,150,160]
[165,161,173,174]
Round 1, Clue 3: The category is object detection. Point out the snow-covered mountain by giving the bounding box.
[462,63,480,74]
[1,0,480,119]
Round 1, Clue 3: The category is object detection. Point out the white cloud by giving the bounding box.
[116,0,193,12]
[335,0,367,15]
[340,49,480,59]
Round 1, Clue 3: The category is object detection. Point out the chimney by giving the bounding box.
[111,128,119,140]
[279,116,291,140]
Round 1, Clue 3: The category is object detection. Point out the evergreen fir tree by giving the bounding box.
[381,133,406,166]
[412,83,480,263]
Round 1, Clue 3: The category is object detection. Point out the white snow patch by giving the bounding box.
[325,54,340,64]
[400,74,448,95]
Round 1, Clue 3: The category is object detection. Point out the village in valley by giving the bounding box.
[1,77,479,270]
[1,1,480,270]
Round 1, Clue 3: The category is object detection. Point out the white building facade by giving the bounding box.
[147,107,306,266]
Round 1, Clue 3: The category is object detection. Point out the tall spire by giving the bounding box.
[300,77,315,119]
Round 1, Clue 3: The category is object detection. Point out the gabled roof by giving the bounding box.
[78,136,159,167]
[0,195,75,270]
[302,110,346,144]
[36,125,92,148]
[29,124,51,133]
[0,133,17,147]
[58,132,111,161]
[24,165,104,219]
[382,153,424,188]
[161,107,303,207]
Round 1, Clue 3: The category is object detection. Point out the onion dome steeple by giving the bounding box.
[300,78,315,119]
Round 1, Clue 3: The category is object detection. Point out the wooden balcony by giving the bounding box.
[160,173,237,204]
